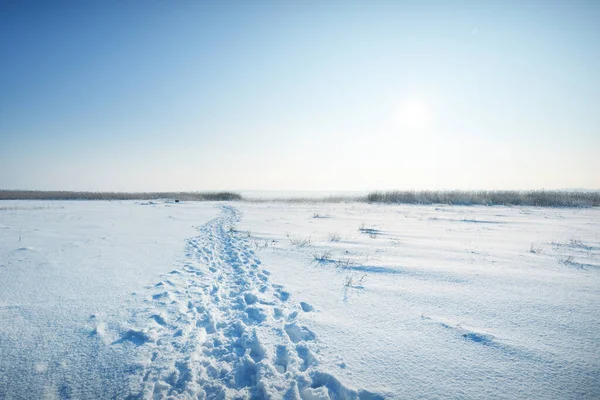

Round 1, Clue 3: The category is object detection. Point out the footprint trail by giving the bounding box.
[119,205,380,399]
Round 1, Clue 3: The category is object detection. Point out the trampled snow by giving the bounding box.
[1,200,599,399]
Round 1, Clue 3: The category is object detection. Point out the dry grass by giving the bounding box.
[530,243,544,254]
[365,190,600,207]
[251,239,273,251]
[343,274,367,288]
[0,205,64,211]
[327,232,341,242]
[311,249,333,263]
[569,239,592,250]
[334,255,367,269]
[359,223,380,238]
[4,189,597,207]
[289,236,312,247]
[0,190,242,201]
[559,255,576,266]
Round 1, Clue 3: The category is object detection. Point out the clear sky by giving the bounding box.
[1,0,598,191]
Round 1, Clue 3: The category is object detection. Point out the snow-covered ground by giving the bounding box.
[1,201,599,399]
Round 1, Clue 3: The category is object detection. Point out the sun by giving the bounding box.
[395,98,431,129]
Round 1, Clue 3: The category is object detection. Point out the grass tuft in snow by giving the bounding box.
[334,255,364,269]
[359,223,380,238]
[311,249,333,263]
[530,243,544,254]
[312,212,329,219]
[327,232,341,242]
[343,274,367,288]
[252,239,273,251]
[559,255,576,266]
[569,239,592,250]
[289,236,312,247]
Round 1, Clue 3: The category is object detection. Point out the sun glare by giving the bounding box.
[396,99,431,129]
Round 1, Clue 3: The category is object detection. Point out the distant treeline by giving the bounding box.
[364,190,600,207]
[0,191,242,201]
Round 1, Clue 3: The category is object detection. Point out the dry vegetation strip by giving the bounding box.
[1,190,598,207]
[0,191,242,201]
[364,190,600,207]
[247,190,599,207]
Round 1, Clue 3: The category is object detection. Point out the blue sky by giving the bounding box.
[1,0,598,191]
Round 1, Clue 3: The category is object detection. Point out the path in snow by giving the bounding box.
[119,205,381,399]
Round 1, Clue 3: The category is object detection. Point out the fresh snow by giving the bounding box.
[1,200,599,399]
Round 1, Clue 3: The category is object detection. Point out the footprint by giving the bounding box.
[242,330,266,363]
[245,306,267,324]
[118,328,157,345]
[300,302,314,312]
[274,345,289,373]
[150,314,168,326]
[308,371,373,400]
[152,291,171,300]
[284,322,316,343]
[273,308,284,320]
[196,314,216,334]
[296,344,318,371]
[276,289,290,302]
[243,292,259,305]
[287,311,298,322]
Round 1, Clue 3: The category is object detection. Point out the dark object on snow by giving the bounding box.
[175,199,180,203]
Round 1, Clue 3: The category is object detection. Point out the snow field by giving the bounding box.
[0,201,218,399]
[235,203,600,399]
[1,200,599,399]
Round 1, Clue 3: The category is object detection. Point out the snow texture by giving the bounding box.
[122,205,378,399]
[1,200,600,399]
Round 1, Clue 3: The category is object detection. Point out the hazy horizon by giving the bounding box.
[1,1,599,191]
[1,188,599,196]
